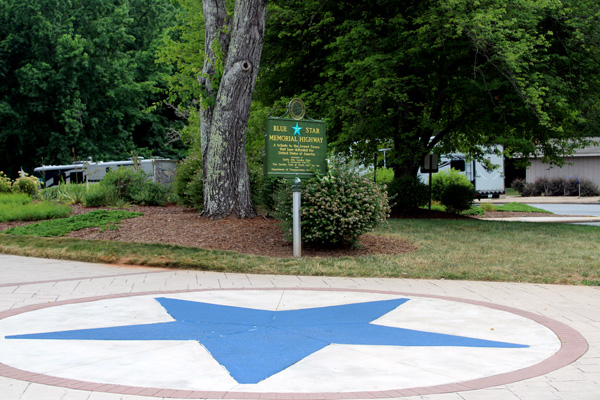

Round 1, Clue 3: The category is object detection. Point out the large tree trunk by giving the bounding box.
[199,0,265,219]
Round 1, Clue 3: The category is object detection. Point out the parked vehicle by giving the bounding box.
[34,158,177,188]
[420,146,505,198]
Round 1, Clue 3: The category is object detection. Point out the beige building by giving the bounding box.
[526,138,600,186]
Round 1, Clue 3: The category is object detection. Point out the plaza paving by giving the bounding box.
[0,254,598,400]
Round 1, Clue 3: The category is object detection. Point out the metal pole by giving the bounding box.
[292,177,302,258]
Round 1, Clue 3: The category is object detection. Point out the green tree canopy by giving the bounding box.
[0,0,184,177]
[258,0,600,176]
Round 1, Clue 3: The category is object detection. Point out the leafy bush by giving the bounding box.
[83,184,119,207]
[275,167,390,247]
[431,168,472,201]
[101,167,148,202]
[387,175,429,213]
[39,183,88,204]
[12,173,40,197]
[131,180,172,206]
[1,209,142,236]
[440,183,475,214]
[514,177,599,197]
[173,153,203,208]
[564,178,600,196]
[0,172,13,193]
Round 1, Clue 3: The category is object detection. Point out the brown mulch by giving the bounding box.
[0,205,575,258]
[0,205,417,258]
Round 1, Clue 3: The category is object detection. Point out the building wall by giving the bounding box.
[527,156,600,187]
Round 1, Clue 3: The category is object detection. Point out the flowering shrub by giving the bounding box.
[275,167,390,247]
[12,172,40,196]
[0,171,13,193]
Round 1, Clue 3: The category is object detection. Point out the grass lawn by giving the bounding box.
[0,217,598,286]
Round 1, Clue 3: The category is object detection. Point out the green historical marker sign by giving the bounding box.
[264,99,327,179]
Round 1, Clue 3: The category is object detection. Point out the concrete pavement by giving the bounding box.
[0,254,598,400]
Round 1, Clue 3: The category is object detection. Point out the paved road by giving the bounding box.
[0,255,598,400]
[525,204,600,217]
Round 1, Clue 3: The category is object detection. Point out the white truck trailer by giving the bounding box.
[34,158,177,188]
[420,146,505,198]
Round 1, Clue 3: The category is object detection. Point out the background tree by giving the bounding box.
[0,0,184,178]
[258,0,600,178]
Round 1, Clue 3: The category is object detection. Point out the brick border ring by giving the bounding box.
[0,287,588,399]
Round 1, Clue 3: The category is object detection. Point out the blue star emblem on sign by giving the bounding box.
[292,123,302,136]
[6,297,528,384]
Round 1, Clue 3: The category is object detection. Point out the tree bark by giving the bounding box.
[200,0,266,219]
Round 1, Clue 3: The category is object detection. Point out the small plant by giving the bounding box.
[460,206,485,216]
[173,153,203,208]
[12,172,40,197]
[387,175,429,213]
[480,203,497,212]
[440,183,475,214]
[102,167,148,202]
[510,178,526,195]
[431,168,473,202]
[0,172,13,193]
[83,184,119,207]
[275,166,390,247]
[131,180,173,206]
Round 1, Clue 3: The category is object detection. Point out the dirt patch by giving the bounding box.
[32,205,417,258]
[0,205,574,258]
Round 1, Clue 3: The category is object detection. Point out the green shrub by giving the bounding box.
[83,184,119,207]
[431,168,472,201]
[440,183,475,214]
[39,183,88,204]
[173,154,203,208]
[132,181,172,206]
[12,173,40,197]
[0,172,13,193]
[101,167,147,202]
[275,167,390,247]
[387,175,429,213]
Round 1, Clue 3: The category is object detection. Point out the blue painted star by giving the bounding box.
[292,123,302,136]
[6,298,528,384]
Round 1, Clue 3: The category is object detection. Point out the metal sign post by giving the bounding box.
[292,177,302,258]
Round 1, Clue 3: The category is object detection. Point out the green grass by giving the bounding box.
[0,193,71,222]
[0,193,32,206]
[495,203,552,213]
[1,209,143,236]
[1,217,598,285]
